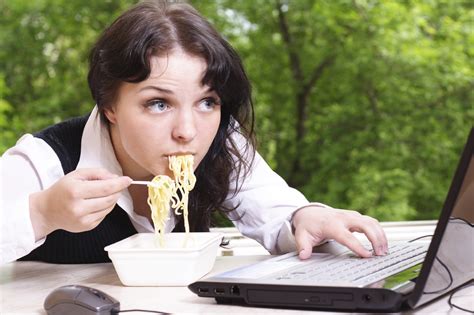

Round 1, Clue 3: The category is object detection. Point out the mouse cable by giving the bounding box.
[408,234,455,294]
[112,309,170,314]
[448,282,474,313]
[408,234,433,243]
[422,256,454,294]
[408,216,472,244]
[449,217,474,227]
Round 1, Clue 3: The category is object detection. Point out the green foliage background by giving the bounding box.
[1,0,473,223]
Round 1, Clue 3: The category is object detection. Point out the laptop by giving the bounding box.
[189,127,474,312]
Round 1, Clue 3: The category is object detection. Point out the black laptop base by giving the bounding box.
[189,281,407,312]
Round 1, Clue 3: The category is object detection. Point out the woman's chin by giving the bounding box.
[150,170,173,179]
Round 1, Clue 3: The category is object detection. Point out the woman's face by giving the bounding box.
[105,50,221,180]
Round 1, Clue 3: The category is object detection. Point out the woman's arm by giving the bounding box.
[1,134,60,263]
[223,134,387,258]
[0,134,131,264]
[224,150,309,254]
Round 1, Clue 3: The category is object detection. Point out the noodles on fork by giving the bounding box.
[147,155,196,247]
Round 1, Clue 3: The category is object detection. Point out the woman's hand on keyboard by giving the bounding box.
[291,206,388,260]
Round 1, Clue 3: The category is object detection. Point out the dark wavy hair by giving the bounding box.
[87,0,255,231]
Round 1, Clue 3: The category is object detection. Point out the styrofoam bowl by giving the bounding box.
[104,232,223,286]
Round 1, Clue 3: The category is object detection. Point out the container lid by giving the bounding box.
[104,232,223,253]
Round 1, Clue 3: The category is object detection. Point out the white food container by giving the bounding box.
[104,232,223,286]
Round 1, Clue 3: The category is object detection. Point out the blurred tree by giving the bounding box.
[193,0,474,221]
[1,0,472,223]
[0,0,135,142]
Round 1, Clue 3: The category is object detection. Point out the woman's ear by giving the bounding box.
[104,107,117,124]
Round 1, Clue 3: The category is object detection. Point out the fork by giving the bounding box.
[130,181,159,187]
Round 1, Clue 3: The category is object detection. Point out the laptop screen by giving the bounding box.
[410,129,474,308]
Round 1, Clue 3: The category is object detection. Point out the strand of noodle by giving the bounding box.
[146,155,196,248]
[169,155,196,246]
[147,175,175,247]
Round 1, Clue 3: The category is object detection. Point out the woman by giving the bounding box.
[0,0,387,264]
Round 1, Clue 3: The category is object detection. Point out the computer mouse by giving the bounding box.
[44,284,120,315]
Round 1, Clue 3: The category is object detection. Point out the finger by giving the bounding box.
[81,207,114,230]
[350,217,388,255]
[294,230,316,260]
[81,192,122,214]
[332,230,372,258]
[335,209,388,255]
[73,168,121,180]
[77,176,132,199]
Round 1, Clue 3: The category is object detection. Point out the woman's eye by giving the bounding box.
[198,98,220,112]
[147,99,169,113]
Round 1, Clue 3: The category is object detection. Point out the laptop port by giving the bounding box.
[198,288,209,294]
[214,288,225,295]
[230,285,240,296]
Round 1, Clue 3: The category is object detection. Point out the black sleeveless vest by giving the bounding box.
[18,115,138,264]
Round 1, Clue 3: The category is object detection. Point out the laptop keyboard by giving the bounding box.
[274,242,428,286]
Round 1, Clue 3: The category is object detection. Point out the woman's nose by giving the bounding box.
[172,109,197,142]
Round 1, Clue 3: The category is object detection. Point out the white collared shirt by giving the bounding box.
[0,106,325,264]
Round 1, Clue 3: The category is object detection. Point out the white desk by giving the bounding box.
[1,221,472,314]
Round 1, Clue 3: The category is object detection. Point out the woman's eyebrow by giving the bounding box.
[202,86,218,95]
[138,85,216,96]
[138,86,174,94]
